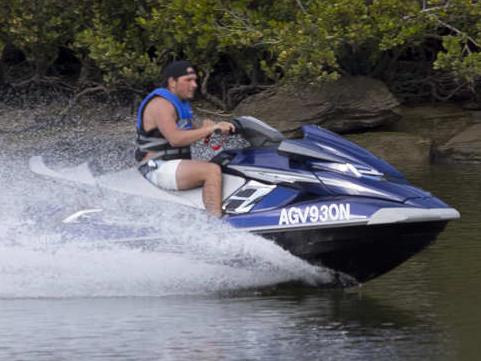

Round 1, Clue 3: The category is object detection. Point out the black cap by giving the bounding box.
[162,60,196,81]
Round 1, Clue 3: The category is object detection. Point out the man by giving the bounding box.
[135,60,235,217]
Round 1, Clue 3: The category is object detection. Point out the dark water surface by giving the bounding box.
[363,164,481,361]
[0,164,479,361]
[0,124,480,360]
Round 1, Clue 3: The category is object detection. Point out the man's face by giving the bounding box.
[170,67,198,100]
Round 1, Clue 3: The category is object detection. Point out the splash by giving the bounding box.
[0,153,339,298]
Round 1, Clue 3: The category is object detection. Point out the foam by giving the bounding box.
[0,154,336,298]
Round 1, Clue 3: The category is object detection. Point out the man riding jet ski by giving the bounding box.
[30,61,460,284]
[135,60,235,218]
[127,60,460,283]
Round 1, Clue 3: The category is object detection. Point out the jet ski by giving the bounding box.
[29,116,460,283]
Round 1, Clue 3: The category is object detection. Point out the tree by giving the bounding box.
[74,0,164,91]
[2,0,85,80]
[1,0,481,104]
[268,0,481,100]
[430,0,481,86]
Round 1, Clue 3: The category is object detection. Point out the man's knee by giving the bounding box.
[202,163,222,182]
[206,163,221,181]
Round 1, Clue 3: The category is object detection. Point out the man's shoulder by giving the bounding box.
[145,96,176,114]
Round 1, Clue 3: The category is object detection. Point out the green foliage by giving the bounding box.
[271,0,481,87]
[268,0,371,83]
[137,1,279,80]
[140,0,224,73]
[430,0,481,85]
[1,0,481,101]
[369,0,425,50]
[1,0,85,76]
[75,1,161,88]
[434,36,481,84]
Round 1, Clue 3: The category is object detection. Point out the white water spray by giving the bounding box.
[0,151,341,298]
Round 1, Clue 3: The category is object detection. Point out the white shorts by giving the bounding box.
[143,159,182,191]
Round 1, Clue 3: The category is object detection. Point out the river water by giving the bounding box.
[0,117,480,360]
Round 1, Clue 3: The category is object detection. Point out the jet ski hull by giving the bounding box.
[261,220,448,283]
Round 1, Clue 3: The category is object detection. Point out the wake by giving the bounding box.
[0,154,341,298]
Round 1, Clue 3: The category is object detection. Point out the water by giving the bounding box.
[1,125,480,360]
[364,164,481,361]
[0,157,331,298]
[0,292,457,361]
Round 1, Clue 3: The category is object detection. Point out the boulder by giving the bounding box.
[346,132,432,169]
[390,104,474,146]
[234,76,400,134]
[436,124,481,163]
[462,101,481,111]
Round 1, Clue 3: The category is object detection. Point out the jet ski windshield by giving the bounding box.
[232,116,285,147]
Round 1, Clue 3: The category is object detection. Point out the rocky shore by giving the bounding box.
[234,77,481,168]
[1,76,480,174]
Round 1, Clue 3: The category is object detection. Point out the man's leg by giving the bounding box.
[176,160,223,217]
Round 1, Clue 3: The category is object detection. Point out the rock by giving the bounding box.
[436,124,481,163]
[391,104,475,146]
[234,76,400,134]
[346,132,432,169]
[462,101,481,111]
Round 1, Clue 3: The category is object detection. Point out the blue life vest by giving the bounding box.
[136,88,193,131]
[135,88,193,162]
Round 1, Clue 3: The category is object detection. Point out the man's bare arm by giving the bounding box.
[144,98,216,147]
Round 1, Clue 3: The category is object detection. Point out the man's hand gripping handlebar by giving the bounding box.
[204,121,236,151]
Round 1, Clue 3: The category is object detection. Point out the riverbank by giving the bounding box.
[2,96,480,173]
[349,103,481,169]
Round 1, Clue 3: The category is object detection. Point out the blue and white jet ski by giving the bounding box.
[30,116,460,283]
